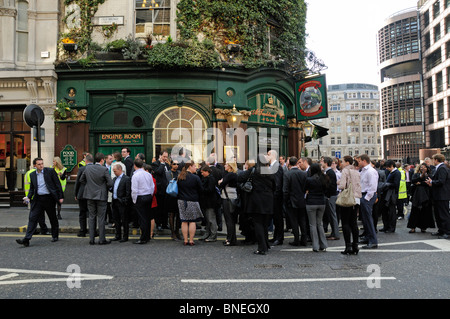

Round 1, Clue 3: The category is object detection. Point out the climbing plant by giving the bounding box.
[61,0,107,54]
[176,0,307,71]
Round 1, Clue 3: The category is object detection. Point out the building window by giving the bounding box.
[437,72,443,93]
[433,1,441,19]
[434,24,441,42]
[135,0,171,39]
[438,99,444,121]
[16,1,28,62]
[153,106,207,162]
[428,104,434,124]
[424,10,430,27]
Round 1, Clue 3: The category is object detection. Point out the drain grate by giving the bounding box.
[298,264,314,268]
[254,264,283,269]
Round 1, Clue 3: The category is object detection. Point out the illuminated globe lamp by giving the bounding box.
[226,105,243,130]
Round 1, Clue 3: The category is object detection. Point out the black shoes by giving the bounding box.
[16,238,30,247]
[362,244,378,249]
[270,240,283,246]
[253,250,266,255]
[134,240,148,245]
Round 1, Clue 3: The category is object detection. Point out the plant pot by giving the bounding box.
[63,43,78,52]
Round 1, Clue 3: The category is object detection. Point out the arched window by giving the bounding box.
[16,1,28,62]
[154,107,207,162]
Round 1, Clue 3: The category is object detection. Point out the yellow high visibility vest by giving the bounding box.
[24,168,36,197]
[78,160,86,168]
[54,167,67,192]
[398,168,407,199]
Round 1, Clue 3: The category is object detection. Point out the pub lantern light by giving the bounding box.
[226,104,243,129]
[303,121,313,143]
[303,121,313,137]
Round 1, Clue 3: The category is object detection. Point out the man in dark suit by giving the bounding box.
[322,157,339,240]
[80,152,114,245]
[426,154,450,239]
[381,160,401,233]
[206,155,224,231]
[110,163,131,242]
[267,150,284,246]
[152,151,171,230]
[121,147,134,177]
[17,158,64,247]
[75,153,94,237]
[283,157,308,246]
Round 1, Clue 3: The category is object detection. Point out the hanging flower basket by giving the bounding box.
[62,38,78,52]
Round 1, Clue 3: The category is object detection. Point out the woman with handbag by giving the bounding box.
[337,156,362,255]
[219,162,238,246]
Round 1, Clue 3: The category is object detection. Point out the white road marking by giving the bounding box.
[0,268,113,286]
[181,277,396,284]
[0,273,19,281]
[281,239,450,253]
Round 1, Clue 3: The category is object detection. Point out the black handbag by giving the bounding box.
[241,168,255,193]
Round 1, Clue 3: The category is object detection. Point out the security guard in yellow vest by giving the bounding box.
[53,157,67,220]
[397,164,408,220]
[78,152,89,168]
[24,167,36,198]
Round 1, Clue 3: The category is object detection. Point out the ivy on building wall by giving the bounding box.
[176,0,307,71]
[61,0,107,54]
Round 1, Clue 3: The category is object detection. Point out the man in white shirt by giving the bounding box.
[131,158,154,244]
[359,154,379,249]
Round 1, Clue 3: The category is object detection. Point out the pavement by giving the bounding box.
[0,204,209,236]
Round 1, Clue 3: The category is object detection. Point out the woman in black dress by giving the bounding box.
[177,161,204,245]
[407,163,436,233]
[237,154,276,255]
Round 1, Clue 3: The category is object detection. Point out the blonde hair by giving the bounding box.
[53,157,64,170]
[226,161,238,173]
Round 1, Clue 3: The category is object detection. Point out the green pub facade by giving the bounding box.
[55,64,298,165]
[55,0,310,169]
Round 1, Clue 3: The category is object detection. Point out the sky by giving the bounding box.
[305,0,419,86]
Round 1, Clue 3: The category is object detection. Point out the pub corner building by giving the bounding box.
[0,0,327,206]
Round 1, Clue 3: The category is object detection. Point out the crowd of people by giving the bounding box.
[16,147,450,256]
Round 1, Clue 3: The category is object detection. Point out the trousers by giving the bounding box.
[87,199,107,242]
[25,194,58,240]
[360,195,378,245]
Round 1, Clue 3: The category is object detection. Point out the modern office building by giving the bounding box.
[419,0,450,150]
[377,7,424,163]
[305,83,381,161]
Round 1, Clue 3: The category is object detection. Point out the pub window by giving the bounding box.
[154,106,207,163]
[135,0,171,40]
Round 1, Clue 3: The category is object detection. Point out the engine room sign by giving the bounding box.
[99,133,144,146]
